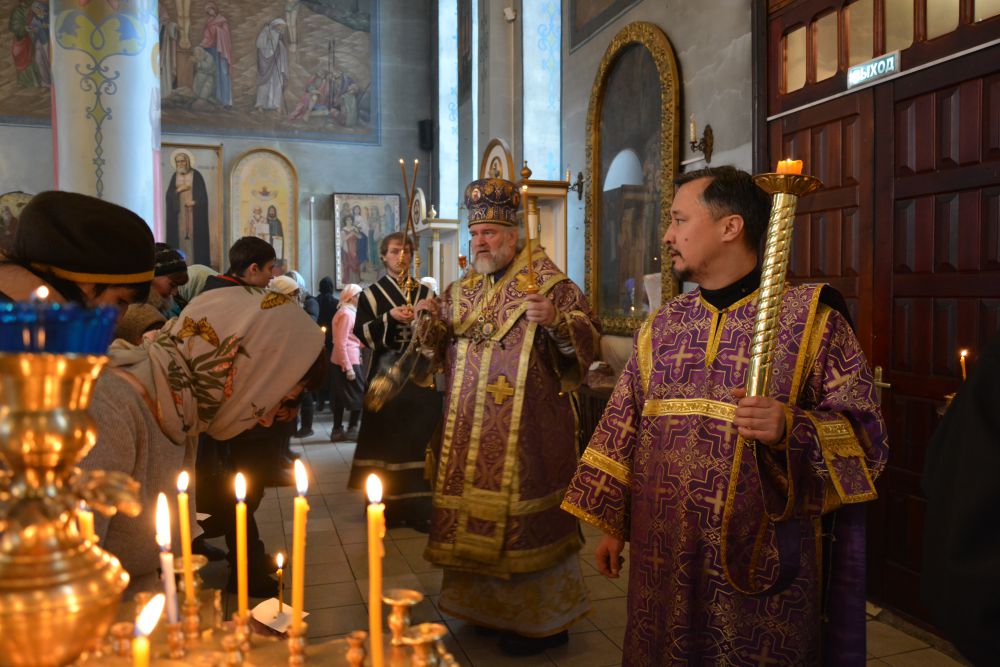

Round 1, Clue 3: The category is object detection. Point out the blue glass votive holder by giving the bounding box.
[0,301,118,355]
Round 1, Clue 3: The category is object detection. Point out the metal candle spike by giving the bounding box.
[399,157,421,304]
[745,171,823,398]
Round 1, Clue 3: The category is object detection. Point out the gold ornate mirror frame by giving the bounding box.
[584,22,680,335]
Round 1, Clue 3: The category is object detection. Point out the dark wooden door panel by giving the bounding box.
[768,90,876,351]
[869,43,1000,624]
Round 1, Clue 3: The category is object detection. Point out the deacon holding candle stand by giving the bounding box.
[562,165,888,665]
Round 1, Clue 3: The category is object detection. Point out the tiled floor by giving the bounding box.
[199,413,967,666]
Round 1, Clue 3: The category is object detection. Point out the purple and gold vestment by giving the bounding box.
[562,284,888,665]
[424,245,600,634]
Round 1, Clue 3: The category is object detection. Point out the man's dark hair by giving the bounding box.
[675,166,771,251]
[227,236,276,278]
[379,231,414,258]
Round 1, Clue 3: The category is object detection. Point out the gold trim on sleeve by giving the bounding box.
[581,448,632,485]
[642,398,736,421]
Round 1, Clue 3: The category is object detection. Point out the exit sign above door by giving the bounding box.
[847,52,901,89]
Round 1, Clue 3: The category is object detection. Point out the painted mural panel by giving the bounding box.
[229,148,298,269]
[0,0,379,144]
[569,0,641,51]
[159,142,224,272]
[333,192,399,288]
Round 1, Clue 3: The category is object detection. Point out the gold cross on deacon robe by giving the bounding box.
[486,375,515,405]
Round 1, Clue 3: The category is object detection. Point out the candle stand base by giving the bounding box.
[109,621,133,657]
[166,622,186,659]
[221,634,244,666]
[287,621,308,666]
[182,600,201,644]
[345,630,367,667]
[233,611,252,654]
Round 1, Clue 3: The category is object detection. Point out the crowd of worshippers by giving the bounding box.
[0,174,993,664]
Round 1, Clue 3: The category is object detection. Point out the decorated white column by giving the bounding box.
[51,0,160,229]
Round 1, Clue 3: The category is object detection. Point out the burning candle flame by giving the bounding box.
[136,593,165,637]
[276,552,284,569]
[294,459,308,496]
[155,493,171,550]
[960,349,968,358]
[235,472,247,502]
[366,474,383,504]
[34,286,49,301]
[177,470,189,493]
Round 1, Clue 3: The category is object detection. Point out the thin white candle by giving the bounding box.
[155,493,179,624]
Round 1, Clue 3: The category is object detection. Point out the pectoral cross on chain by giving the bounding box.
[486,375,515,405]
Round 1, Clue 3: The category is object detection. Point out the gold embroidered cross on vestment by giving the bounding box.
[486,375,515,405]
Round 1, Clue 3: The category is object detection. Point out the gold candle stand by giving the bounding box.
[0,353,140,667]
[345,630,367,667]
[383,588,424,646]
[400,623,448,667]
[746,173,823,398]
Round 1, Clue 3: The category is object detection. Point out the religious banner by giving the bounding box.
[0,0,380,144]
[159,143,224,272]
[230,148,298,269]
[333,192,400,288]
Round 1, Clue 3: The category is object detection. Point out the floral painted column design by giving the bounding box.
[51,0,160,228]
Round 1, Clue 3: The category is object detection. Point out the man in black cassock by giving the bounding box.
[922,331,1000,666]
[348,231,440,531]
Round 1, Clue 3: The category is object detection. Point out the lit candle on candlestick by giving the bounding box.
[367,474,386,667]
[776,158,803,175]
[235,472,248,617]
[276,552,285,616]
[960,349,968,381]
[689,114,696,144]
[291,459,309,633]
[176,471,196,606]
[133,593,165,667]
[155,493,179,624]
[77,501,95,542]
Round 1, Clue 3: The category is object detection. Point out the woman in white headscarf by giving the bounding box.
[82,286,324,592]
[330,283,365,441]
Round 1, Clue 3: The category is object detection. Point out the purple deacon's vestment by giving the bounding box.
[562,284,888,666]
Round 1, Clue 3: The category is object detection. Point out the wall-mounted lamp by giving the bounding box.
[567,171,584,201]
[689,115,714,164]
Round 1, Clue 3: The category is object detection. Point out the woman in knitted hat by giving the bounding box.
[0,191,155,318]
[150,243,190,318]
[82,285,326,594]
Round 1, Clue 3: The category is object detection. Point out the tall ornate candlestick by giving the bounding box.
[745,169,823,398]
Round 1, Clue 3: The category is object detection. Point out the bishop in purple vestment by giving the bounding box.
[417,178,601,656]
[562,167,888,666]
